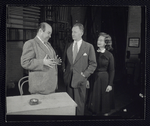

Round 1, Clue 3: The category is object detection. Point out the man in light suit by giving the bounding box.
[21,22,61,95]
[63,23,97,115]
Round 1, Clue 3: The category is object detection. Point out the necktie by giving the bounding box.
[73,41,78,63]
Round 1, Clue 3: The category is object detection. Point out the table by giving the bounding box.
[6,92,77,115]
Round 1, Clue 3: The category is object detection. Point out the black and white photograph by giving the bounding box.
[5,5,146,122]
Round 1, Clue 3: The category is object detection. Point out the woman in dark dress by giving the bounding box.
[89,32,115,116]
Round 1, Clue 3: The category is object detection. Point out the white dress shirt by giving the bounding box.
[37,35,44,44]
[37,36,49,50]
[72,39,82,53]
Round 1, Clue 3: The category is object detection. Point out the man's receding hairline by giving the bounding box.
[43,22,52,31]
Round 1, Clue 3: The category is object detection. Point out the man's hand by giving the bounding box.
[86,80,90,89]
[54,55,62,65]
[43,54,57,68]
[106,85,112,92]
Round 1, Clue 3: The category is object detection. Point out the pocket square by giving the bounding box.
[83,53,87,56]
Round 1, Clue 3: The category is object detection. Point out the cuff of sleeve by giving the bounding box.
[81,72,85,77]
[108,83,113,86]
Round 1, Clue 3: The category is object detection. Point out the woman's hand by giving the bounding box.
[106,85,112,92]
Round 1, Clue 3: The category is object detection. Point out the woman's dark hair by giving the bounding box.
[98,32,113,51]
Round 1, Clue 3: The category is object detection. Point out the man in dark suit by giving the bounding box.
[21,22,61,95]
[63,23,97,115]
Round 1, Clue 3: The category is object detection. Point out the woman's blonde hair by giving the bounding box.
[98,32,113,51]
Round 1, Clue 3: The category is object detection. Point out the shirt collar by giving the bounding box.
[74,39,82,44]
[37,36,44,44]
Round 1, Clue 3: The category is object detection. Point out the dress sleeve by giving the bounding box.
[108,52,115,86]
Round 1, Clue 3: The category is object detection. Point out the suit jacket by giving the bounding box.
[21,37,58,94]
[64,40,97,88]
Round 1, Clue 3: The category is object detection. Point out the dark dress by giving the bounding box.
[88,50,115,115]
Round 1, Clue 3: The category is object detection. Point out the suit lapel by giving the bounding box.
[47,42,56,58]
[67,43,73,64]
[74,41,86,64]
[34,37,53,58]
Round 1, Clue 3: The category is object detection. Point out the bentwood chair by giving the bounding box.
[18,76,29,95]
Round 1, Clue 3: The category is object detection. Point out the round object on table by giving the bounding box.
[29,98,41,105]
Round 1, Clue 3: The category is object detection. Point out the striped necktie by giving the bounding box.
[73,41,78,63]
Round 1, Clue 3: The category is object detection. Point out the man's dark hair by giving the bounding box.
[73,23,84,33]
[37,22,46,33]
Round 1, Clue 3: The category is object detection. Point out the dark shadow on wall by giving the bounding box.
[85,6,129,82]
